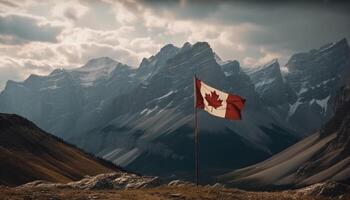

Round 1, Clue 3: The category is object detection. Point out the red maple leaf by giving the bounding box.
[205,90,223,109]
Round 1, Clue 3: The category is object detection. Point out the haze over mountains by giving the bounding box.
[0,38,349,180]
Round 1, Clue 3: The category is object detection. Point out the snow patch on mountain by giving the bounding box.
[113,148,141,167]
[74,57,119,87]
[297,87,308,95]
[288,100,302,117]
[316,95,330,113]
[140,106,159,116]
[40,85,60,91]
[255,78,275,89]
[214,53,230,66]
[155,91,176,100]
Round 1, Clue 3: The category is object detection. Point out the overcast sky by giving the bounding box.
[0,0,349,90]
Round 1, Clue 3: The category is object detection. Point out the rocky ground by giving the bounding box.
[1,184,349,200]
[0,173,349,200]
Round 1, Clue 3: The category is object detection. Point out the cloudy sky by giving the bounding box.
[0,0,349,90]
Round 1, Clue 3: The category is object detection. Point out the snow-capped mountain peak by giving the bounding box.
[81,57,119,69]
[71,57,125,87]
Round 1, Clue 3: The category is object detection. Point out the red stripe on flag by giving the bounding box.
[225,94,246,120]
[195,78,204,109]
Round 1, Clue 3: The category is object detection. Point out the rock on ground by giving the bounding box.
[18,173,160,190]
[297,182,350,198]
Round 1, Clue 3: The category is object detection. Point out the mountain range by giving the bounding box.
[0,38,349,181]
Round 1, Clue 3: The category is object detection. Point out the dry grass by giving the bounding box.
[1,185,348,200]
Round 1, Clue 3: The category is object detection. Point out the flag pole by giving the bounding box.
[193,75,199,186]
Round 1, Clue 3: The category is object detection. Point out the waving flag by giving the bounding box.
[195,77,245,120]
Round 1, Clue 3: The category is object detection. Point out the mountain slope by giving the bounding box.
[0,113,122,186]
[220,84,350,189]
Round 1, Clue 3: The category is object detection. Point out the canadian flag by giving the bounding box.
[195,77,245,120]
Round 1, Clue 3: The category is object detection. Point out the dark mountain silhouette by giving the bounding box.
[0,113,123,186]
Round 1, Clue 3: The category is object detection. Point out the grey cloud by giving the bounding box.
[0,14,63,44]
[24,61,54,72]
[142,0,220,20]
[0,68,20,91]
[0,60,22,91]
[0,35,26,45]
[80,43,139,67]
[57,43,140,67]
[0,0,19,8]
[63,8,80,21]
[78,0,120,30]
[0,58,58,91]
[138,0,350,64]
[222,5,350,53]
